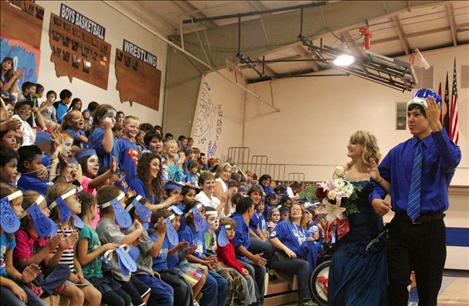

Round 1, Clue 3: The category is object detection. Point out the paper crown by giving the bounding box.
[407,88,442,108]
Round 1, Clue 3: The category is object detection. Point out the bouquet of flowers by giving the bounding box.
[301,166,362,241]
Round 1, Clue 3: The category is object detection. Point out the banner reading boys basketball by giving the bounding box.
[0,37,40,89]
[191,76,224,158]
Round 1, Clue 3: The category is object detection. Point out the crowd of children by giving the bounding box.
[0,70,328,306]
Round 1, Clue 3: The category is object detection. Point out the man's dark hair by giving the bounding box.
[59,89,72,100]
[18,145,42,172]
[235,196,254,214]
[88,101,99,112]
[144,131,163,147]
[164,133,173,140]
[178,135,187,141]
[408,104,426,118]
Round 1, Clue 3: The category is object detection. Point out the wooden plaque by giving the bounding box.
[115,49,161,111]
[49,13,110,90]
[0,0,44,49]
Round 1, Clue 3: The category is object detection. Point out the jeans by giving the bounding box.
[200,270,228,306]
[0,283,45,306]
[135,274,174,306]
[270,251,312,300]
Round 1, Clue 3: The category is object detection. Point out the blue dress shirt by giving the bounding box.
[369,130,461,214]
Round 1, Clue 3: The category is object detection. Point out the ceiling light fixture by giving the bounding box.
[333,54,355,66]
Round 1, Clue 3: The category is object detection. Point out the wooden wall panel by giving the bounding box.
[115,49,161,111]
[49,13,110,90]
[0,0,44,49]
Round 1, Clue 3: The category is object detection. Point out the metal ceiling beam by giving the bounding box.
[174,1,217,28]
[392,16,411,55]
[293,43,321,71]
[445,3,458,46]
[182,1,330,24]
[341,32,370,77]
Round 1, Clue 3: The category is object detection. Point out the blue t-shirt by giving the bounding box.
[270,220,311,256]
[88,128,118,169]
[250,211,267,233]
[115,138,140,183]
[230,213,252,259]
[150,233,180,270]
[0,232,16,277]
[66,128,87,148]
[55,102,68,123]
[178,225,205,258]
[17,174,49,195]
[127,177,158,204]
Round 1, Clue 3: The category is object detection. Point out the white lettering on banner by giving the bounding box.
[60,3,106,40]
[122,40,157,68]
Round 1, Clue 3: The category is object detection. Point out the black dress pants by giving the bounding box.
[387,216,446,306]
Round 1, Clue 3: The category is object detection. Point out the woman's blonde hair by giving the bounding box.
[348,130,381,168]
[215,162,232,178]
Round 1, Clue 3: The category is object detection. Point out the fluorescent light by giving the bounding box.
[333,54,355,66]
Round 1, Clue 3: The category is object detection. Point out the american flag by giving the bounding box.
[450,58,459,144]
[443,73,450,133]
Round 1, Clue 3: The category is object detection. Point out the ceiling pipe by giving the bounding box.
[182,1,333,24]
[103,0,283,111]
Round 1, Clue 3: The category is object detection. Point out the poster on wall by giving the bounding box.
[0,37,41,89]
[191,76,224,158]
[114,40,161,111]
[48,4,111,89]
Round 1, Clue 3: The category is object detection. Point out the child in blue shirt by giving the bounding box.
[150,209,198,306]
[179,204,228,306]
[88,104,118,170]
[17,145,50,195]
[115,116,141,183]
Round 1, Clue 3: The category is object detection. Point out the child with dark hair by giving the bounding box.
[0,148,19,184]
[54,89,72,123]
[267,208,280,234]
[39,90,58,129]
[21,82,36,104]
[95,185,151,306]
[143,131,163,154]
[151,208,205,306]
[46,183,102,306]
[231,197,275,305]
[185,160,200,187]
[124,197,175,306]
[88,104,117,169]
[68,98,82,112]
[17,145,50,194]
[15,190,82,304]
[0,127,19,151]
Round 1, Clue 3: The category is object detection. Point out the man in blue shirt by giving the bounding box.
[369,89,461,306]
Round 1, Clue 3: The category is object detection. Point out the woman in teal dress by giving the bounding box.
[328,131,390,306]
